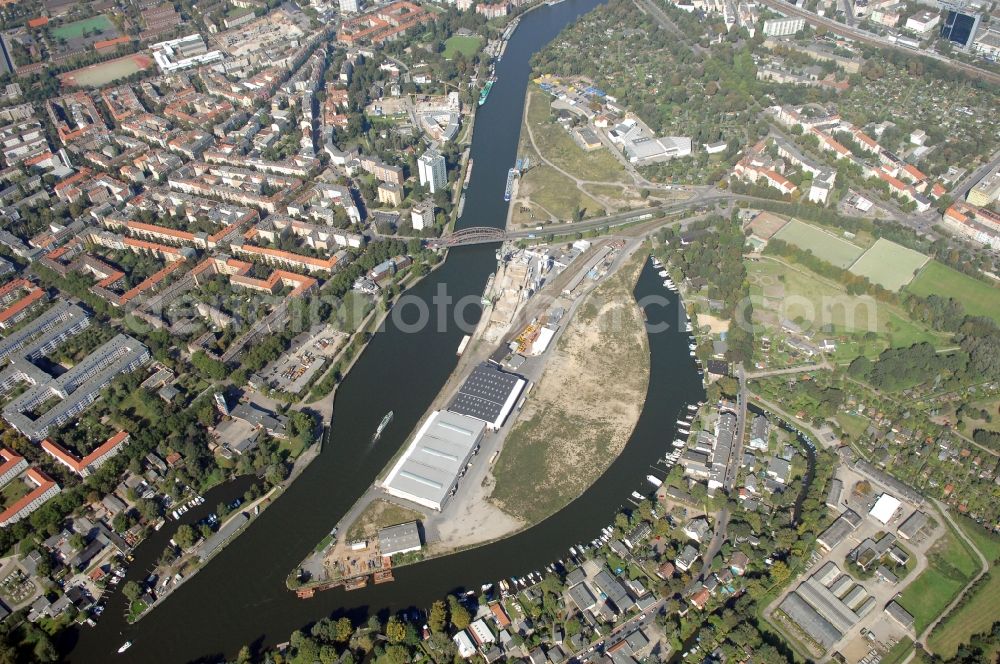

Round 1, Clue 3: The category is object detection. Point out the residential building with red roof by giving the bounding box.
[0,448,28,487]
[40,431,130,478]
[0,468,60,526]
[0,285,47,329]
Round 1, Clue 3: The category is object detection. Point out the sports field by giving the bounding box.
[59,53,153,88]
[772,219,864,268]
[848,238,929,291]
[51,15,115,40]
[908,260,1000,323]
[442,35,482,59]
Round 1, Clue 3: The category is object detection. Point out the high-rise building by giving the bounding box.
[418,150,447,194]
[339,0,362,14]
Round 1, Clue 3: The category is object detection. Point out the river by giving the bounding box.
[64,1,702,660]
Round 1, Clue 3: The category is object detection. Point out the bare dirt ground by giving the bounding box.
[426,473,525,555]
[696,313,730,334]
[488,251,650,523]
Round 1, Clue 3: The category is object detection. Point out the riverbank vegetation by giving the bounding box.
[489,250,649,523]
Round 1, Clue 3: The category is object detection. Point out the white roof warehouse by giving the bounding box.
[382,410,486,511]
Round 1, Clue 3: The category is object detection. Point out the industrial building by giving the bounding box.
[778,563,876,651]
[448,362,526,431]
[377,521,422,556]
[817,509,863,551]
[382,410,486,511]
[869,493,902,525]
[897,510,928,540]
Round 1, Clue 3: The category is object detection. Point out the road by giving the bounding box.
[569,597,665,663]
[950,147,1000,202]
[753,0,1000,86]
[632,0,708,56]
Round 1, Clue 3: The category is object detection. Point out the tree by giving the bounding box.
[123,580,142,602]
[333,616,353,642]
[385,617,406,643]
[428,600,447,633]
[175,524,196,549]
[378,645,411,664]
[448,595,470,630]
[770,560,791,585]
[33,634,58,663]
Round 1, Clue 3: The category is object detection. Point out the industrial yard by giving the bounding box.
[767,462,944,662]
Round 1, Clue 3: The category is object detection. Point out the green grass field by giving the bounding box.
[835,412,870,440]
[881,637,914,664]
[523,87,628,183]
[442,35,482,59]
[898,522,980,634]
[848,238,929,291]
[907,261,1000,323]
[517,164,605,221]
[772,219,865,268]
[748,259,945,354]
[51,15,115,40]
[926,518,1000,658]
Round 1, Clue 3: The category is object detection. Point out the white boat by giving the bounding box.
[646,475,663,487]
[673,439,686,447]
[631,491,644,500]
[689,350,696,357]
[118,641,132,654]
[658,270,668,277]
[663,280,672,287]
[373,411,393,441]
[687,404,698,411]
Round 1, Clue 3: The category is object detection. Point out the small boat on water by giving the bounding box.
[658,270,668,277]
[118,642,132,654]
[687,404,698,411]
[631,491,644,500]
[673,439,686,447]
[647,474,663,487]
[373,411,393,441]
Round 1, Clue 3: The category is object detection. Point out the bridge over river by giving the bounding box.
[427,192,732,247]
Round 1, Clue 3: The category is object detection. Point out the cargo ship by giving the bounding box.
[503,168,516,202]
[373,411,393,441]
[463,159,473,189]
[478,79,494,106]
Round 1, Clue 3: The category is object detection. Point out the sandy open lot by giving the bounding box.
[489,251,650,523]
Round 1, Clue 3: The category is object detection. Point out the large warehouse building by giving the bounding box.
[382,410,486,511]
[448,362,525,431]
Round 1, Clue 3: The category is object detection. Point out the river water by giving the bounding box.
[64,1,702,660]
